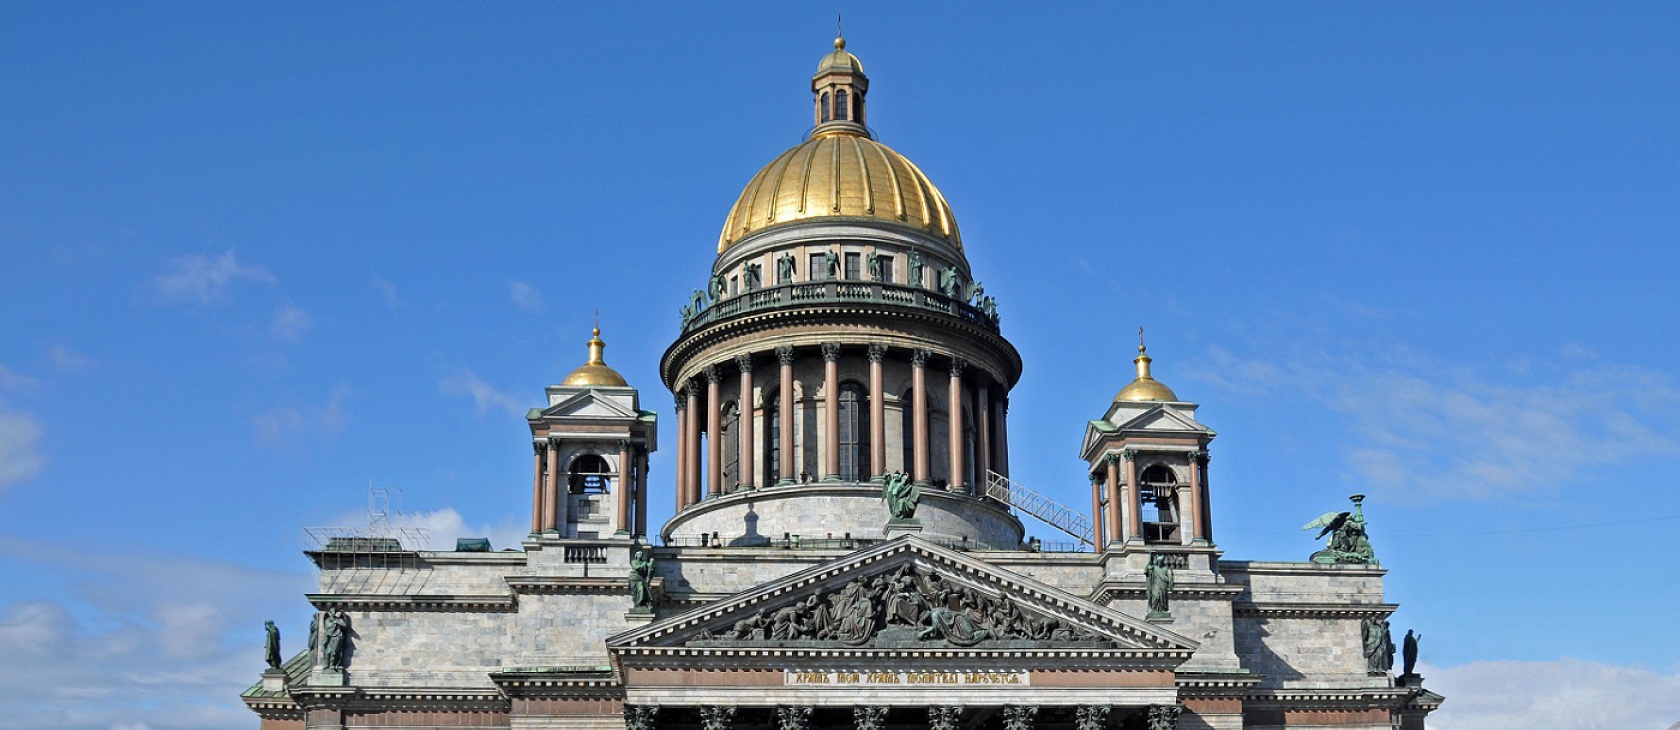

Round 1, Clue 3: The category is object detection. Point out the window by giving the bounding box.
[854,94,864,124]
[835,90,849,121]
[821,92,831,123]
[844,253,861,280]
[766,392,781,484]
[879,256,894,284]
[729,276,738,296]
[1138,464,1180,543]
[838,383,870,480]
[568,454,612,494]
[809,253,827,280]
[899,389,915,476]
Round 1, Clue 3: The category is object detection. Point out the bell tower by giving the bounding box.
[812,35,869,131]
[1079,334,1216,563]
[527,327,657,541]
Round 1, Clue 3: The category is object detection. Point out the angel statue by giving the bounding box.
[882,470,919,521]
[1302,494,1377,564]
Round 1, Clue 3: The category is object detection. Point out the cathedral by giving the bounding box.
[244,37,1443,730]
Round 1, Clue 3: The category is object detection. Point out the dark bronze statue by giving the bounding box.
[1303,493,1377,564]
[629,548,656,610]
[264,620,281,670]
[1402,629,1421,676]
[882,470,918,520]
[1145,553,1174,619]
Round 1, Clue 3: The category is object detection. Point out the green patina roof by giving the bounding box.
[240,648,312,699]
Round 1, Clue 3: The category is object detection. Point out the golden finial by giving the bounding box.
[836,12,845,49]
[585,326,606,366]
[1135,326,1153,380]
[1138,325,1146,354]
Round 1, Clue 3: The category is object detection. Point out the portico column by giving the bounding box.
[947,358,965,491]
[996,396,1011,479]
[531,443,546,536]
[822,343,841,481]
[977,383,991,484]
[673,393,689,511]
[1105,454,1123,546]
[634,451,650,537]
[616,440,632,534]
[736,354,754,490]
[777,346,796,484]
[1178,451,1199,546]
[545,439,562,534]
[867,344,887,480]
[685,379,702,506]
[1193,451,1211,543]
[911,349,931,483]
[706,366,722,497]
[1124,448,1142,541]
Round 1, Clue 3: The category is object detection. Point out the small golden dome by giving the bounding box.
[1114,338,1179,402]
[560,328,629,387]
[817,36,863,74]
[717,132,961,252]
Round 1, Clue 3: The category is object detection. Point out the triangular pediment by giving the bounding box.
[609,537,1195,655]
[538,389,641,421]
[1111,404,1209,434]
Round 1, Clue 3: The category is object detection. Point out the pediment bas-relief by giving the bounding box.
[691,561,1112,650]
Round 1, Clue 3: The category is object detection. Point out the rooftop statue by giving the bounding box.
[1302,493,1377,564]
[866,251,883,281]
[742,262,762,290]
[1145,554,1174,620]
[1402,629,1422,677]
[938,267,960,298]
[710,274,728,300]
[823,248,840,278]
[263,620,281,670]
[629,548,656,611]
[1362,616,1396,674]
[882,470,919,521]
[908,251,925,288]
[776,252,797,283]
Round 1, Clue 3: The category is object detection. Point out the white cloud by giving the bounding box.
[439,368,525,416]
[1424,659,1680,730]
[0,406,45,489]
[508,280,543,310]
[252,386,351,443]
[0,538,314,730]
[46,344,95,373]
[1196,346,1680,500]
[329,507,528,552]
[150,251,275,304]
[0,364,36,392]
[372,277,399,309]
[269,305,312,342]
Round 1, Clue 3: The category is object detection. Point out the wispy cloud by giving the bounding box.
[371,277,399,309]
[1424,659,1680,730]
[0,537,313,730]
[45,344,94,373]
[0,364,37,392]
[508,280,543,310]
[252,386,351,443]
[0,405,45,490]
[439,368,525,416]
[324,506,528,553]
[1195,345,1680,500]
[269,305,312,342]
[150,251,276,304]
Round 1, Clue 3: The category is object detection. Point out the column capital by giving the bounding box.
[684,378,701,397]
[705,365,723,384]
[821,342,842,362]
[948,357,967,377]
[533,441,547,456]
[776,706,813,730]
[853,707,889,730]
[911,348,932,367]
[734,353,753,373]
[1121,448,1139,462]
[617,439,631,451]
[1186,449,1205,463]
[1002,705,1038,730]
[776,345,796,365]
[674,392,687,411]
[867,343,888,363]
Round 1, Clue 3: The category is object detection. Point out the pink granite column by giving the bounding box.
[685,379,701,506]
[1124,449,1142,541]
[706,366,722,497]
[531,442,545,536]
[634,451,649,537]
[544,440,561,534]
[673,393,688,511]
[822,343,841,480]
[1090,473,1106,551]
[867,344,886,479]
[912,349,930,483]
[616,439,632,534]
[947,358,965,491]
[977,383,991,484]
[1105,454,1123,546]
[736,354,754,490]
[777,346,795,485]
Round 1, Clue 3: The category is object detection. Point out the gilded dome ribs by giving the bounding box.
[795,138,822,217]
[852,138,875,215]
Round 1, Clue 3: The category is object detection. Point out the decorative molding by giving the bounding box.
[304,593,516,613]
[1232,602,1399,619]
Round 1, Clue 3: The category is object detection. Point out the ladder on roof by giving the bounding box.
[985,470,1095,547]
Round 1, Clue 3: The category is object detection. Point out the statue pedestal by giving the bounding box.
[883,519,923,539]
[1146,611,1174,624]
[260,668,288,692]
[1397,672,1424,688]
[307,668,346,686]
[624,609,656,624]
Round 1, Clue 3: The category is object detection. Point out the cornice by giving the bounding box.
[306,593,517,613]
[1231,602,1398,619]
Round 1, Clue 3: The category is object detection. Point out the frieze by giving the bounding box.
[785,670,1028,687]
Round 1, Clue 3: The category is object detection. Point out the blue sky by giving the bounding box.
[2,3,1678,728]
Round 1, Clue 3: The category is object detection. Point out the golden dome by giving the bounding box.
[817,36,863,74]
[717,130,962,252]
[1114,338,1179,402]
[560,328,629,387]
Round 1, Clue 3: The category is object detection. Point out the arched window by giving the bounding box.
[721,403,739,491]
[835,90,849,121]
[821,92,831,123]
[838,383,870,481]
[765,391,781,485]
[1139,464,1180,543]
[568,454,612,494]
[854,94,864,124]
[899,389,915,477]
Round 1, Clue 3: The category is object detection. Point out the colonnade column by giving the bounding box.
[822,343,841,481]
[616,439,632,534]
[545,439,562,535]
[911,349,931,484]
[531,443,546,536]
[1178,451,1198,546]
[1090,473,1106,551]
[736,354,754,490]
[977,383,992,485]
[1105,454,1123,546]
[635,451,649,537]
[706,366,722,497]
[685,379,702,506]
[867,344,886,480]
[674,393,689,511]
[777,346,795,485]
[947,358,965,491]
[996,396,1011,479]
[1123,449,1142,541]
[1193,451,1211,543]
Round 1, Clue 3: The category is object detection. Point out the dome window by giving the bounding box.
[821,91,831,123]
[835,89,850,121]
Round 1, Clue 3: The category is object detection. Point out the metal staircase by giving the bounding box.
[984,470,1095,547]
